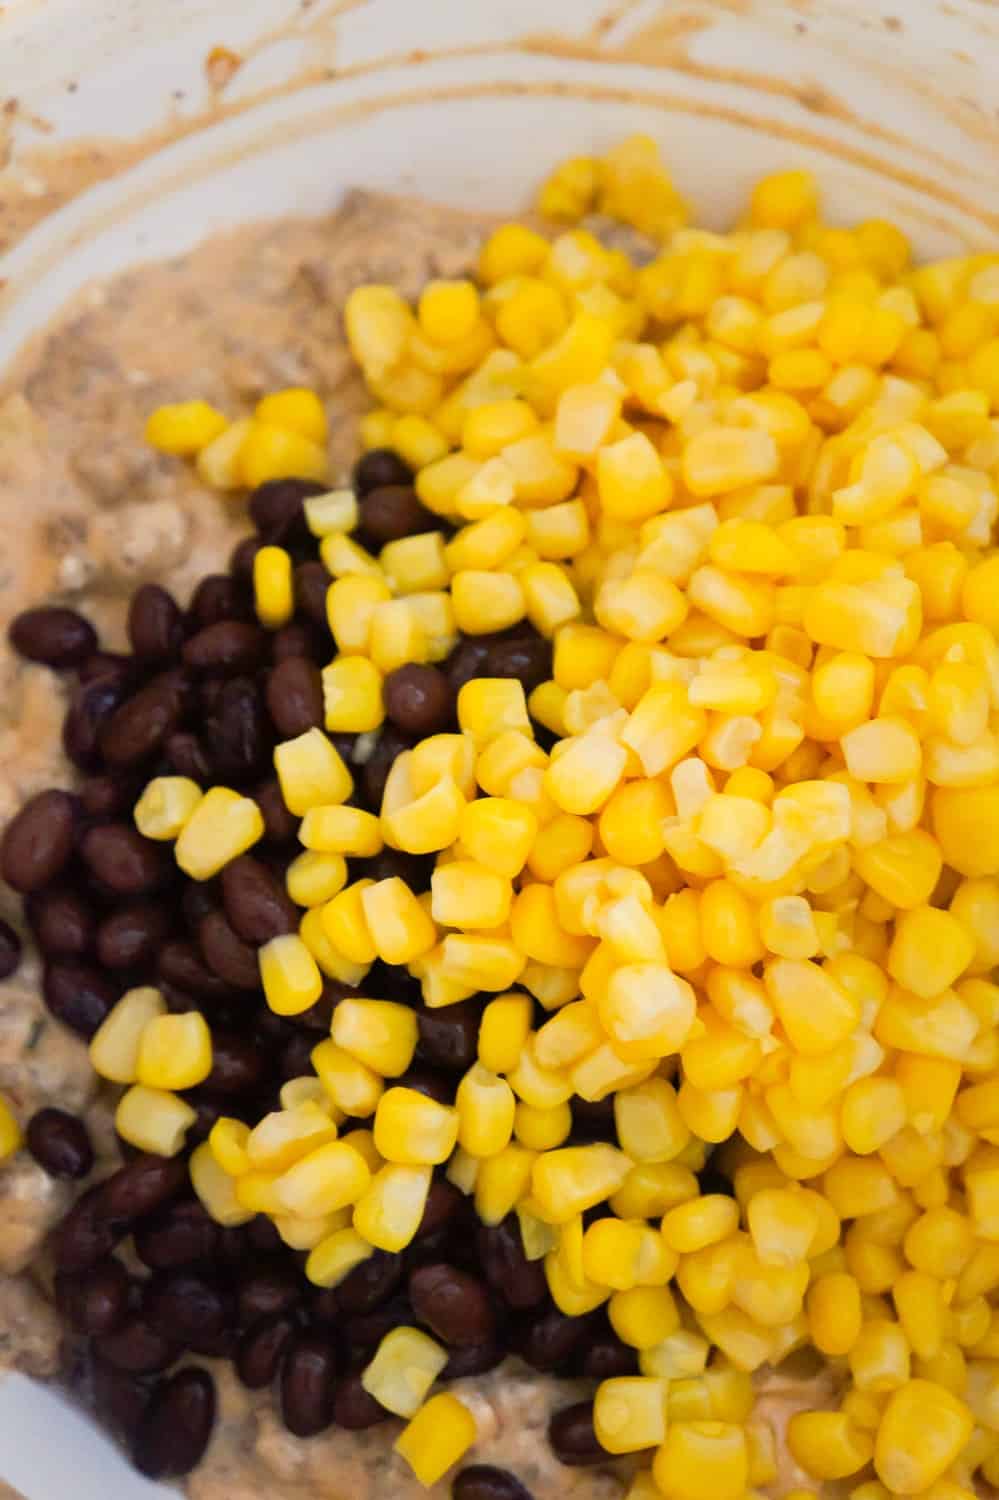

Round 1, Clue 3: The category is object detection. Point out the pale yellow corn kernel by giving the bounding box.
[196,416,252,489]
[208,1117,252,1176]
[322,656,384,734]
[146,399,228,456]
[456,1062,516,1157]
[613,1078,688,1164]
[431,860,512,930]
[133,776,203,841]
[306,1226,373,1289]
[361,1326,449,1420]
[594,571,688,644]
[391,414,449,469]
[520,562,582,637]
[331,998,418,1078]
[384,776,466,857]
[246,1104,339,1173]
[594,1377,668,1455]
[303,489,359,538]
[374,1087,458,1167]
[297,807,379,861]
[683,427,779,498]
[89,986,167,1085]
[746,1187,819,1265]
[345,284,414,379]
[174,786,264,880]
[555,382,622,458]
[189,1141,255,1227]
[887,904,976,1000]
[135,1011,212,1092]
[116,1084,196,1157]
[437,933,525,994]
[596,961,697,1063]
[260,933,323,1016]
[241,422,329,489]
[841,715,922,784]
[286,849,348,908]
[458,797,537,880]
[253,545,295,630]
[394,1392,478,1488]
[274,728,353,816]
[304,899,373,984]
[326,575,392,654]
[804,574,922,659]
[758,895,819,959]
[353,1163,432,1252]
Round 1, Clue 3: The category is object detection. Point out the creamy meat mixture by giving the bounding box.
[0,188,837,1499]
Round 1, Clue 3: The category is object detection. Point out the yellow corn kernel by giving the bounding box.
[849,1319,911,1394]
[787,1411,873,1482]
[300,804,382,858]
[609,1284,680,1350]
[274,727,353,817]
[146,399,228,455]
[594,1377,668,1455]
[135,1010,212,1091]
[514,1100,572,1151]
[887,904,976,998]
[274,1139,371,1218]
[174,785,264,880]
[431,860,512,930]
[252,544,294,631]
[478,991,533,1075]
[208,1116,251,1177]
[765,957,859,1054]
[874,1380,973,1494]
[457,678,531,745]
[306,1226,373,1289]
[614,1078,688,1165]
[750,169,818,229]
[531,1143,630,1225]
[450,570,526,635]
[395,1391,477,1487]
[326,575,391,654]
[479,223,550,285]
[457,797,536,880]
[115,1084,196,1157]
[374,1087,458,1166]
[746,1187,819,1265]
[361,877,437,965]
[331,998,418,1078]
[456,1062,516,1157]
[854,829,942,909]
[320,880,377,966]
[653,1420,749,1500]
[89,986,167,1085]
[189,1141,254,1227]
[258,932,322,1016]
[345,284,414,378]
[662,1195,740,1255]
[240,422,329,488]
[438,933,525,994]
[133,776,203,841]
[806,1271,863,1356]
[286,849,348,908]
[474,1143,537,1225]
[597,962,697,1061]
[353,1163,431,1252]
[361,1326,449,1419]
[321,656,384,734]
[445,508,526,573]
[0,1094,21,1163]
[597,432,672,521]
[302,488,358,538]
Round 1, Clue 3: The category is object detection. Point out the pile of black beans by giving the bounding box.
[2,451,632,1490]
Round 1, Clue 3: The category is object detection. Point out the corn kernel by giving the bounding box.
[89,986,167,1085]
[362,1326,448,1419]
[395,1392,478,1486]
[136,1010,212,1091]
[133,776,203,841]
[115,1084,196,1157]
[353,1163,432,1251]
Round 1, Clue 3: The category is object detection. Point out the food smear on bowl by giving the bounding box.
[2,135,999,1499]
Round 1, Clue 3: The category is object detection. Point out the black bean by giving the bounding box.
[444,638,490,694]
[128,585,184,662]
[265,656,324,739]
[485,636,553,695]
[91,1360,151,1444]
[359,485,437,544]
[333,1372,391,1430]
[26,1106,94,1179]
[383,664,454,736]
[237,1264,302,1326]
[58,1258,131,1336]
[255,777,298,843]
[293,559,332,628]
[409,1263,495,1348]
[477,1218,549,1310]
[133,1367,216,1478]
[164,731,212,781]
[100,1154,188,1222]
[336,1252,403,1316]
[453,1466,535,1500]
[63,675,132,770]
[77,651,137,686]
[418,1179,463,1241]
[250,477,325,545]
[55,1185,127,1273]
[96,902,171,970]
[100,669,190,767]
[221,853,299,945]
[578,1340,639,1380]
[144,1272,229,1345]
[549,1402,605,1467]
[0,917,22,979]
[158,939,232,1001]
[571,1096,617,1140]
[247,1215,284,1255]
[9,606,97,668]
[280,1032,318,1081]
[417,1000,480,1072]
[363,850,435,893]
[271,621,320,663]
[199,911,261,989]
[204,1031,267,1095]
[182,620,265,674]
[134,1201,220,1271]
[95,1316,178,1375]
[401,1069,455,1107]
[43,960,118,1038]
[1,789,76,893]
[184,1094,230,1148]
[359,725,412,810]
[213,676,271,783]
[354,448,413,495]
[79,823,167,897]
[280,1330,337,1437]
[236,1311,297,1389]
[442,1340,506,1379]
[190,574,250,628]
[516,1307,591,1372]
[342,1296,410,1358]
[78,772,136,819]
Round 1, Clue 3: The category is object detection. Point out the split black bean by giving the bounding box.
[0,917,22,979]
[26,1107,94,1179]
[80,823,167,897]
[548,1402,606,1467]
[132,1367,216,1479]
[236,1311,297,1390]
[43,960,118,1038]
[383,663,454,736]
[221,854,299,945]
[100,668,190,767]
[280,1330,337,1437]
[408,1263,495,1348]
[453,1467,535,1500]
[128,584,184,662]
[1,789,77,893]
[354,447,413,495]
[9,605,97,668]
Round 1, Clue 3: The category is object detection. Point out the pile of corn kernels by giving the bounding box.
[17,135,999,1496]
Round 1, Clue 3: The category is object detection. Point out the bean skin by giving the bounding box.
[207,676,269,783]
[100,669,190,767]
[199,911,261,989]
[444,638,490,694]
[453,1467,536,1500]
[64,673,134,769]
[333,1373,391,1430]
[99,1154,189,1222]
[1,789,76,893]
[578,1340,639,1380]
[236,1311,297,1390]
[189,573,251,628]
[230,535,263,581]
[280,1331,337,1437]
[9,606,97,668]
[158,939,232,1002]
[221,854,299,945]
[255,777,298,843]
[128,585,184,662]
[91,1361,151,1446]
[165,731,213,782]
[78,773,137,820]
[548,1402,606,1467]
[79,823,168,897]
[408,1263,495,1348]
[485,635,553,695]
[418,1178,463,1238]
[26,1107,94,1179]
[43,960,118,1038]
[0,917,21,978]
[182,620,265,675]
[132,1367,216,1479]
